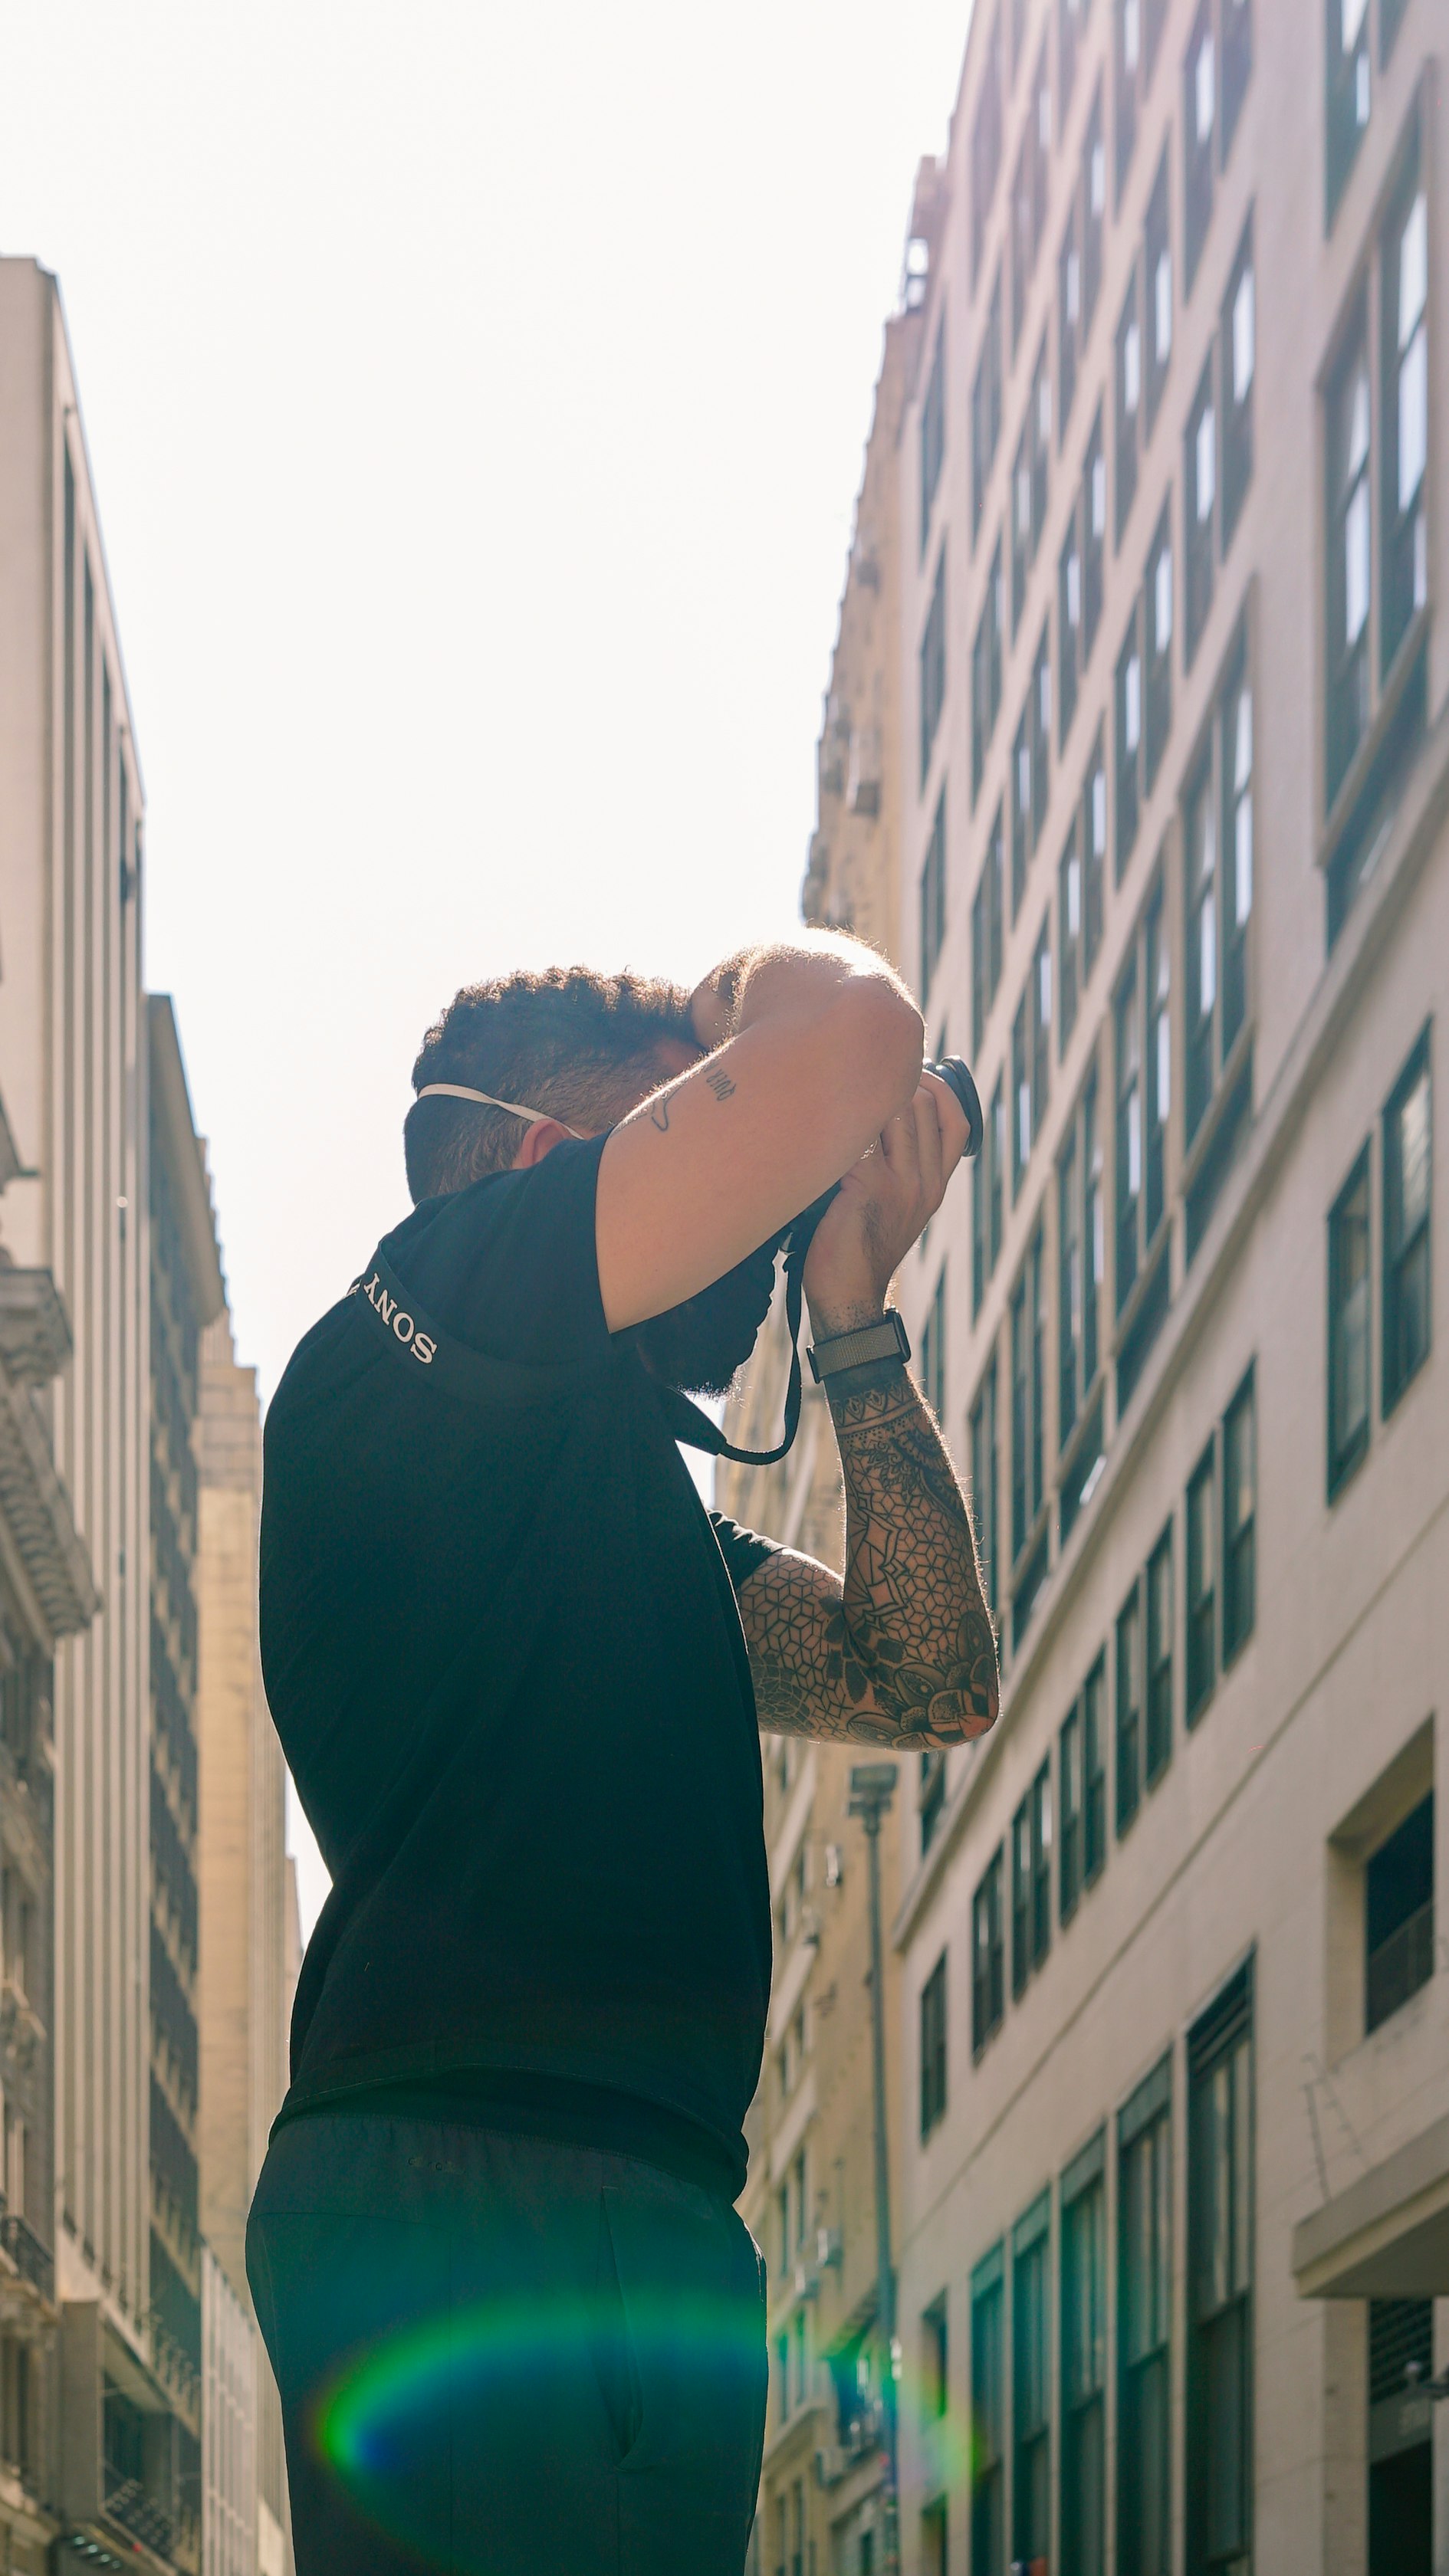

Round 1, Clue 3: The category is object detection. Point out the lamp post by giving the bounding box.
[849,1760,899,2576]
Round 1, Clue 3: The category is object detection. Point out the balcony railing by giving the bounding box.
[1366,1902,1434,2035]
[0,2213,54,2302]
[104,2464,175,2559]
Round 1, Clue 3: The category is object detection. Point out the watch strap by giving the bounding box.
[807,1311,912,1383]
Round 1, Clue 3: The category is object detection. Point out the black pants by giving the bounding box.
[247,2112,767,2576]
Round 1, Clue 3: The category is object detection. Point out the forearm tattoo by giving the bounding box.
[738,1360,999,1749]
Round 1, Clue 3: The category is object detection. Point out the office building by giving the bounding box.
[876,2,1447,2571]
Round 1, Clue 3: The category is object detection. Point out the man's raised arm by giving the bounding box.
[594,935,923,1334]
[733,1075,1000,1747]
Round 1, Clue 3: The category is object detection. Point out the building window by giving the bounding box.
[1119,2058,1172,2576]
[1186,1439,1217,1721]
[1058,1070,1103,1442]
[975,809,1006,1056]
[973,541,1007,801]
[1187,1966,1253,2576]
[1223,0,1253,152]
[921,1264,948,1423]
[1013,2197,1051,2571]
[1184,2,1214,290]
[1084,724,1108,953]
[971,2248,1007,2572]
[923,2295,949,2423]
[1328,1145,1372,1495]
[1060,1697,1084,1922]
[1184,628,1254,1146]
[973,270,1006,535]
[1060,514,1083,749]
[1083,81,1106,331]
[1365,1793,1434,2033]
[1059,199,1081,438]
[1146,1519,1175,1781]
[1222,216,1256,550]
[1145,502,1174,788]
[1083,406,1107,663]
[920,1950,948,2137]
[1115,598,1143,875]
[1010,38,1053,352]
[971,1357,1001,1617]
[1145,145,1173,435]
[1011,1229,1047,1571]
[920,546,948,789]
[1060,2138,1107,2576]
[1382,1026,1431,1415]
[1060,820,1082,1052]
[1083,1652,1107,1881]
[1326,294,1372,806]
[921,1748,947,1857]
[1221,1365,1256,1665]
[921,319,947,556]
[1116,1580,1143,1831]
[1033,914,1053,1151]
[919,789,948,1000]
[990,1075,1006,1271]
[1012,710,1032,916]
[972,1849,1006,2054]
[1114,878,1169,1312]
[1011,341,1053,635]
[1031,624,1052,841]
[1382,148,1428,679]
[1326,0,1372,229]
[1116,261,1142,543]
[1012,1759,1053,1994]
[1185,355,1217,665]
[972,11,1005,283]
[1115,0,1142,203]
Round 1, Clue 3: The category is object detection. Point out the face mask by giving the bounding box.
[622,1232,784,1401]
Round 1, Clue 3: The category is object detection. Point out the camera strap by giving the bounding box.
[657,1189,838,1469]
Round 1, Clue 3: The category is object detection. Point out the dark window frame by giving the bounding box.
[920,544,948,790]
[1186,1966,1254,2576]
[1145,1518,1175,1781]
[971,1849,1007,2055]
[973,270,1007,536]
[1060,2137,1107,2576]
[921,318,948,559]
[1221,1363,1256,1666]
[1119,2058,1173,2576]
[920,787,948,999]
[920,1949,949,2138]
[1382,1022,1431,1416]
[1116,1577,1144,1831]
[1327,1142,1372,1495]
[1185,1437,1217,1722]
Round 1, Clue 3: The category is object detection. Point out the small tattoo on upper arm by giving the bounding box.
[649,1099,671,1132]
[706,1068,737,1102]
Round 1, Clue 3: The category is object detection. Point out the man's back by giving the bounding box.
[261,1133,772,2194]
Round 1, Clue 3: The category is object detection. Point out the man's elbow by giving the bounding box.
[829,978,924,1118]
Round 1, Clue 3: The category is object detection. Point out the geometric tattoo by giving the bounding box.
[736,1357,1000,1750]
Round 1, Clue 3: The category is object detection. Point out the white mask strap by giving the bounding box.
[415,1082,586,1140]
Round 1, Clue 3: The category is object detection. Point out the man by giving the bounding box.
[250,933,997,2576]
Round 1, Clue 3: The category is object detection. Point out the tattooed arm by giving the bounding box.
[735,1354,998,1746]
[734,1065,998,1747]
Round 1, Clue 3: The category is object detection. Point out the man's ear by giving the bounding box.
[511,1118,580,1170]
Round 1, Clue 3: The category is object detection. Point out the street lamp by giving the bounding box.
[849,1760,899,2576]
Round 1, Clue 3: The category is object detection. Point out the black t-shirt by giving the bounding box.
[259,1137,777,2199]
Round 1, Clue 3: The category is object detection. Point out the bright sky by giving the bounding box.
[0,0,971,1935]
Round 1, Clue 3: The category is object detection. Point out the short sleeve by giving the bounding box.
[380,1135,612,1369]
[708,1512,781,1595]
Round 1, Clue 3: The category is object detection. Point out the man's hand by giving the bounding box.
[803,1073,971,1336]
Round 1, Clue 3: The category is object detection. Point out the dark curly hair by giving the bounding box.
[404,965,698,1203]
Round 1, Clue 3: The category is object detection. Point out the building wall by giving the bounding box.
[723,284,923,2576]
[879,0,1448,2571]
[0,257,151,2348]
[196,1304,291,2562]
[200,2243,255,2576]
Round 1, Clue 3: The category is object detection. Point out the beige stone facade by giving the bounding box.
[721,275,924,2576]
[196,1308,291,2574]
[878,2,1449,2571]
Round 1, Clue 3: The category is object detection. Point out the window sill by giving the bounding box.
[1382,1342,1431,1426]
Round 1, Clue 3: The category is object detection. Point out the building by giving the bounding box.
[146,998,228,2565]
[722,271,923,2576]
[0,259,293,2574]
[196,1301,292,2576]
[0,1071,100,2571]
[872,2,1447,2572]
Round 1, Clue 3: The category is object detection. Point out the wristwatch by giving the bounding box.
[807,1310,912,1383]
